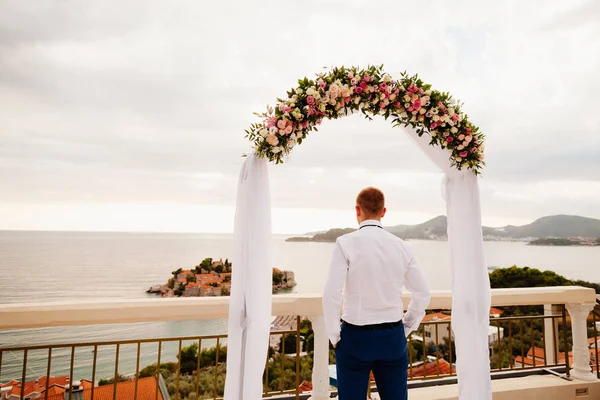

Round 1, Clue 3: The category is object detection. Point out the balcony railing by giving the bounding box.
[0,286,597,400]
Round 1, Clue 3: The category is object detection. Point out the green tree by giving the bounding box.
[172,268,183,277]
[99,374,128,386]
[178,343,199,374]
[214,264,224,274]
[272,270,283,285]
[221,286,230,296]
[186,275,196,283]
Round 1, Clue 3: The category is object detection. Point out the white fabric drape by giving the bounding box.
[223,154,273,400]
[404,128,492,400]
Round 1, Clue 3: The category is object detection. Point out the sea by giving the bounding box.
[1,230,599,382]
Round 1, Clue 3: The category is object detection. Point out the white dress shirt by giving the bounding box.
[322,219,431,345]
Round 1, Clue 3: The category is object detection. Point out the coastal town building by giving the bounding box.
[150,258,295,298]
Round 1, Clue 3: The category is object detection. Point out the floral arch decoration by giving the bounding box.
[246,65,485,173]
[225,65,492,400]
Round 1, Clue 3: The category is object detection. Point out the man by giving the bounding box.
[323,187,431,400]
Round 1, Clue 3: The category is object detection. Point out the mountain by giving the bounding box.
[286,214,600,242]
[286,228,356,242]
[498,215,600,239]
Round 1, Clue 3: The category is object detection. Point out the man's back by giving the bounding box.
[323,219,430,345]
[336,223,413,326]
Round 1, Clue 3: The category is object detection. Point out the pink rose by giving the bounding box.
[380,102,386,109]
[351,78,358,85]
[364,74,371,82]
[278,129,286,136]
[354,87,363,94]
[470,147,477,153]
[359,81,367,90]
[460,151,468,158]
[379,83,388,91]
[316,119,322,125]
[452,114,459,121]
[319,81,326,89]
[301,121,308,129]
[395,102,401,108]
[408,85,417,93]
[412,100,421,109]
[383,91,390,99]
[306,96,315,106]
[446,136,454,143]
[267,117,277,128]
[418,114,424,120]
[277,120,286,129]
[285,126,293,135]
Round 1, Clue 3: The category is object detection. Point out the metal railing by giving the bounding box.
[0,318,302,400]
[592,299,600,379]
[1,287,597,399]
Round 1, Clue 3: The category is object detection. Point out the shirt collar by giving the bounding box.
[359,219,383,229]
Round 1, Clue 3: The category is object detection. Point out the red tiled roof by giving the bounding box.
[298,380,313,392]
[37,375,70,388]
[410,359,455,377]
[422,313,451,322]
[43,384,67,396]
[489,307,504,316]
[45,377,164,400]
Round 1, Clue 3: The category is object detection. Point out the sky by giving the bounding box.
[1,0,599,234]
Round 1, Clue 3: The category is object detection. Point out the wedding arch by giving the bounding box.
[225,65,492,400]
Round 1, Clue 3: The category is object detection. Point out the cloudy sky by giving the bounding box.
[1,0,599,233]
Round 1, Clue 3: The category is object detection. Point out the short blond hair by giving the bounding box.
[356,187,385,217]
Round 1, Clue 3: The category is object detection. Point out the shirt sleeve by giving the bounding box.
[403,253,431,337]
[322,239,349,345]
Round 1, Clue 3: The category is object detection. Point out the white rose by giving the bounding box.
[410,116,417,122]
[431,108,439,115]
[296,88,303,94]
[463,141,468,147]
[400,112,408,118]
[272,146,281,154]
[354,97,360,104]
[419,108,426,115]
[259,129,268,137]
[425,90,432,95]
[359,102,366,108]
[451,127,458,133]
[389,94,397,101]
[457,145,464,150]
[372,98,379,105]
[433,115,440,122]
[383,75,391,82]
[403,95,411,102]
[269,126,278,136]
[448,108,455,117]
[426,111,433,118]
[449,98,456,105]
[455,156,462,162]
[465,135,472,143]
[290,133,297,140]
[319,103,326,112]
[404,103,411,108]
[448,120,455,126]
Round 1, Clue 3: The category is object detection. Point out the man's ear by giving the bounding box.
[381,207,387,218]
[355,205,361,217]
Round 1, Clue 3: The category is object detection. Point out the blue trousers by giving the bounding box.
[335,322,408,400]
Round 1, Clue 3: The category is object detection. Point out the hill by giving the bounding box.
[286,214,600,242]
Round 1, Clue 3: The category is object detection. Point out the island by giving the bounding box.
[528,237,600,246]
[147,258,297,297]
